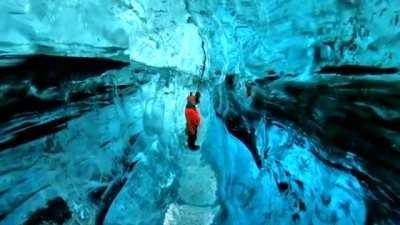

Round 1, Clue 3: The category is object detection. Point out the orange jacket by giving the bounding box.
[185,106,201,135]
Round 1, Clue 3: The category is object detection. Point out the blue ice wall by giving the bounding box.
[185,0,400,77]
[0,70,368,225]
[1,1,399,225]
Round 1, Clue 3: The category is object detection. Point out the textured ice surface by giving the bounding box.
[0,71,367,225]
[185,0,400,76]
[201,113,366,225]
[0,0,204,74]
[1,0,400,224]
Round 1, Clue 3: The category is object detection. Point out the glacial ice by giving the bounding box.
[1,0,400,225]
[0,69,368,225]
[0,0,204,74]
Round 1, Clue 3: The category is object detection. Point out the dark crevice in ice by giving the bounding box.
[0,54,130,122]
[0,83,137,150]
[214,70,399,223]
[23,197,72,225]
[95,160,138,225]
[1,96,64,124]
[0,54,129,88]
[310,146,400,224]
[222,113,261,168]
[249,73,400,222]
[319,65,398,75]
[198,40,207,88]
[95,178,127,225]
[0,115,79,151]
[0,82,135,126]
[89,186,108,204]
[0,54,140,151]
[214,74,263,168]
[0,185,50,223]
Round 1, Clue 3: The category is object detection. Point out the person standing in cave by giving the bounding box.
[185,92,201,150]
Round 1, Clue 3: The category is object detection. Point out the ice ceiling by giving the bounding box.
[0,1,399,225]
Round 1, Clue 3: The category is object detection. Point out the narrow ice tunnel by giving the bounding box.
[0,1,399,225]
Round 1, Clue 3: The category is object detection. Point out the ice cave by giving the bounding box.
[0,1,399,225]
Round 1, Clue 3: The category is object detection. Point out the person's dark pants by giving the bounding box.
[187,129,198,149]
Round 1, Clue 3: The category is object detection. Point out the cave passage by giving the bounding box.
[1,1,399,225]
